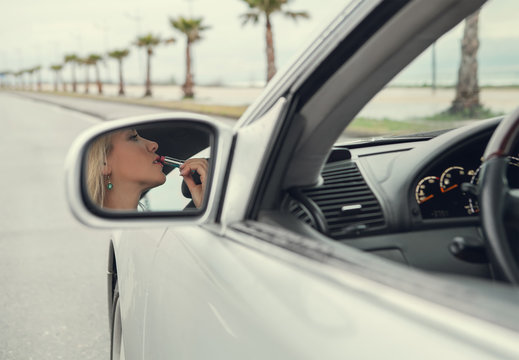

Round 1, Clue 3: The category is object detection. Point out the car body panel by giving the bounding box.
[132,222,519,359]
[111,228,167,358]
[221,97,287,224]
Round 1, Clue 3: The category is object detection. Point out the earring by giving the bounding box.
[107,176,113,190]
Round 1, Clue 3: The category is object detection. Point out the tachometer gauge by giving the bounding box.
[440,166,471,193]
[415,176,440,204]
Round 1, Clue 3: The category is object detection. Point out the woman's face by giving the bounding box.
[106,129,166,192]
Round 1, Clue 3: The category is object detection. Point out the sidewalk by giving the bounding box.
[8,90,237,126]
[8,86,252,120]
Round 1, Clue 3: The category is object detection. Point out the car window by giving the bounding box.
[344,0,519,140]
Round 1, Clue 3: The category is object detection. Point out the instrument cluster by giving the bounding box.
[414,137,519,219]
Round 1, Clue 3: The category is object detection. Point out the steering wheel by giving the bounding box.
[480,107,519,284]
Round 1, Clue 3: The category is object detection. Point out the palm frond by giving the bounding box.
[283,10,310,21]
[108,49,130,60]
[240,12,260,25]
[169,16,210,43]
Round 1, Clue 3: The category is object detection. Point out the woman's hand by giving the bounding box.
[179,158,208,208]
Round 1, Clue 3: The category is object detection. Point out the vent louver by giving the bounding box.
[286,198,316,228]
[299,161,385,240]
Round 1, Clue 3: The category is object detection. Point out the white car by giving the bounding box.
[66,0,519,358]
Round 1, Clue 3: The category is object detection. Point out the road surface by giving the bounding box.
[0,91,164,359]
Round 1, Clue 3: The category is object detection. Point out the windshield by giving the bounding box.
[342,0,519,143]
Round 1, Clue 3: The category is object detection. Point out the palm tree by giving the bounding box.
[135,33,174,97]
[86,54,104,94]
[108,49,130,96]
[169,16,209,98]
[50,64,63,92]
[16,70,25,89]
[79,58,91,94]
[33,66,42,91]
[26,67,35,90]
[239,0,309,82]
[12,71,20,89]
[135,34,160,97]
[450,10,481,116]
[64,54,80,92]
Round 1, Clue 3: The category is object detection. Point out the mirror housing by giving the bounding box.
[65,112,233,228]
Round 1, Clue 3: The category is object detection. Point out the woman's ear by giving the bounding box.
[102,162,111,176]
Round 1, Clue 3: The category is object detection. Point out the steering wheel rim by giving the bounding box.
[481,107,519,284]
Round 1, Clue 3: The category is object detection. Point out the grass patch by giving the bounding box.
[346,117,453,136]
[346,106,505,137]
[20,90,247,119]
[425,106,504,121]
[150,100,247,118]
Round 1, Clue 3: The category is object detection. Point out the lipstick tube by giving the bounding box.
[160,156,184,168]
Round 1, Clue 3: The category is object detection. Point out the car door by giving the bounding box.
[142,0,519,358]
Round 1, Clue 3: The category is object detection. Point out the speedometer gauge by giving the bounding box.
[415,176,440,204]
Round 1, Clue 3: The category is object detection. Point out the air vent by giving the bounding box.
[286,198,316,228]
[296,161,385,240]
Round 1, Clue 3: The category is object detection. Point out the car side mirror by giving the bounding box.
[65,113,233,228]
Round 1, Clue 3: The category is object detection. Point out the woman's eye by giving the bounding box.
[130,134,138,141]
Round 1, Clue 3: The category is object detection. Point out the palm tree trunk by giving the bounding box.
[118,59,125,96]
[183,41,194,98]
[95,64,103,94]
[62,74,67,92]
[37,72,41,91]
[72,64,77,92]
[265,15,277,82]
[450,11,480,114]
[53,73,58,92]
[85,67,90,94]
[144,48,152,97]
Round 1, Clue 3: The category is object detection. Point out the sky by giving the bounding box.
[1,0,518,87]
[0,0,348,86]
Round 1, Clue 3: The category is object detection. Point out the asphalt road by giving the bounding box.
[0,91,121,359]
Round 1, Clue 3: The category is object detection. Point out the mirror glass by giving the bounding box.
[82,121,213,214]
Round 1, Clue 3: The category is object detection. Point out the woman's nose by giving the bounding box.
[146,140,159,152]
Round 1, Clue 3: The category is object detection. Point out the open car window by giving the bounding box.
[343,1,518,142]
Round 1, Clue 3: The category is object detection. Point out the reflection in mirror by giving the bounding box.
[84,122,212,213]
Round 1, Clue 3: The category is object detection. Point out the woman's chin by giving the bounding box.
[157,174,167,186]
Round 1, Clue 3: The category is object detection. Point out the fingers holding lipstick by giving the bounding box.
[180,158,208,208]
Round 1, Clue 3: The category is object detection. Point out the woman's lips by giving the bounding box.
[154,155,164,166]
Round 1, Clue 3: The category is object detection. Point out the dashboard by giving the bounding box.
[280,117,517,279]
[291,118,519,234]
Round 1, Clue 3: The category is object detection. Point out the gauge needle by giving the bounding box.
[420,195,434,204]
[441,184,458,193]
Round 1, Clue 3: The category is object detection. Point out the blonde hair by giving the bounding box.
[86,133,113,207]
